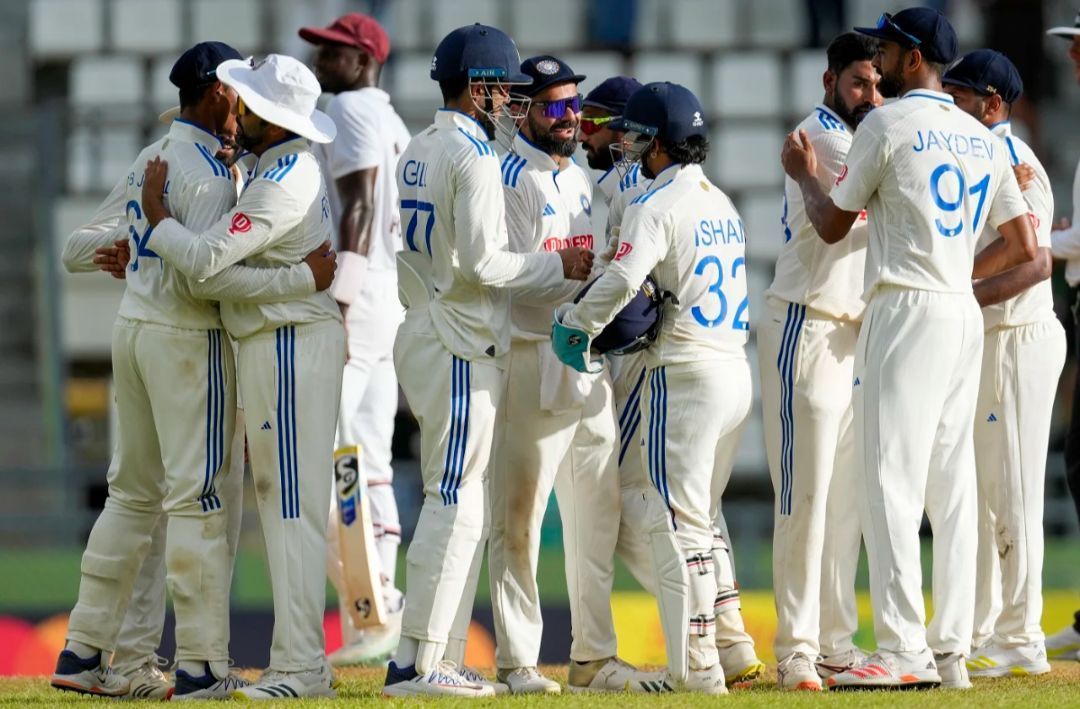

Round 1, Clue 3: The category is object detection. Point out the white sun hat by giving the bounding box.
[1048,10,1080,38]
[216,54,336,144]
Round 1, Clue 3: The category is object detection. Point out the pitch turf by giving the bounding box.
[3,662,1077,707]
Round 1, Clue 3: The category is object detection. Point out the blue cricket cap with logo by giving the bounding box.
[854,7,958,64]
[583,76,644,115]
[943,49,1023,104]
[517,55,586,97]
[610,81,708,143]
[170,41,243,92]
[429,23,532,84]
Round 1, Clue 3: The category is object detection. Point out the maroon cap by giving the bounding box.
[299,13,390,64]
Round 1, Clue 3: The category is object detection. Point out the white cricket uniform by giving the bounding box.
[314,87,412,632]
[488,134,620,668]
[971,122,1065,649]
[760,104,866,662]
[62,120,315,674]
[392,109,566,671]
[830,89,1029,655]
[1050,159,1080,285]
[147,136,345,672]
[62,138,292,675]
[563,162,752,679]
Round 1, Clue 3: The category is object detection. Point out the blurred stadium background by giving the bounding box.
[0,0,1077,675]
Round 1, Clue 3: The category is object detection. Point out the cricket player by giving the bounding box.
[299,11,411,667]
[553,81,751,695]
[580,76,764,688]
[762,32,881,691]
[485,56,650,694]
[139,53,345,700]
[1045,10,1080,662]
[941,49,1064,678]
[781,7,1037,690]
[380,25,593,698]
[51,43,334,701]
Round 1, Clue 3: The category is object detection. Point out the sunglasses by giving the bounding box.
[579,115,617,136]
[531,94,582,119]
[876,12,922,48]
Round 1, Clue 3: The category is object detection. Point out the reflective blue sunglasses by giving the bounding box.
[532,94,582,119]
[876,12,923,48]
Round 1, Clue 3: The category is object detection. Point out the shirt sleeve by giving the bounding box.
[173,173,237,233]
[453,153,564,291]
[327,101,381,179]
[187,261,316,303]
[564,204,666,336]
[148,178,304,281]
[62,174,128,272]
[1051,160,1080,259]
[986,150,1031,230]
[812,131,851,194]
[830,119,889,213]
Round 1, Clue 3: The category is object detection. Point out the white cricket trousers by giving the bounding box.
[489,339,621,668]
[238,320,344,672]
[394,312,501,670]
[113,407,246,674]
[972,317,1065,648]
[67,318,235,674]
[641,359,752,673]
[854,287,982,655]
[758,297,862,660]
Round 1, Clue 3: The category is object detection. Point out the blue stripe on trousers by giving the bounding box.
[777,303,806,516]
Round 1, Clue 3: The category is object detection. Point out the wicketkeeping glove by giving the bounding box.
[551,303,603,374]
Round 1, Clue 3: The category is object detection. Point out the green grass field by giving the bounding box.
[2,662,1078,707]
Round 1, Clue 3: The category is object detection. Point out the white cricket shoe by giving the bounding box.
[233,664,336,700]
[328,610,403,667]
[1046,622,1080,661]
[568,656,665,692]
[679,663,729,694]
[121,657,172,700]
[458,666,510,695]
[498,666,561,694]
[935,652,972,689]
[50,650,129,697]
[826,649,941,690]
[382,660,494,697]
[967,642,1051,677]
[717,641,766,685]
[173,665,250,700]
[817,646,869,678]
[777,652,822,691]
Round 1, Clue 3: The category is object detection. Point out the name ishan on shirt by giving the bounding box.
[695,218,745,247]
[912,130,995,161]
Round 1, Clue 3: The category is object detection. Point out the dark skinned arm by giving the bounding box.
[336,167,378,256]
[973,246,1052,308]
[971,213,1039,280]
[780,129,861,244]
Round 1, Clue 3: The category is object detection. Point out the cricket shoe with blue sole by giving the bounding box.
[50,650,129,697]
[967,642,1051,677]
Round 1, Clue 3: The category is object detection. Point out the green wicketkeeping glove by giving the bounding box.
[551,304,602,374]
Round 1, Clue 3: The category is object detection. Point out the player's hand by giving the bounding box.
[1012,163,1036,191]
[142,157,171,226]
[304,240,337,291]
[558,246,594,280]
[93,238,130,279]
[781,129,817,182]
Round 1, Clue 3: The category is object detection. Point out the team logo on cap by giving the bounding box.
[536,59,561,75]
[229,212,252,235]
[430,55,437,72]
[692,111,703,127]
[249,57,267,71]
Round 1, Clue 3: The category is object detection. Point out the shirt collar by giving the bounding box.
[511,132,559,172]
[815,103,852,131]
[252,136,309,174]
[989,120,1013,139]
[435,108,489,142]
[595,166,619,201]
[901,89,955,104]
[650,161,688,190]
[169,118,222,150]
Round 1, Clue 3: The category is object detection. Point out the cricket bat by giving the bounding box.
[333,445,387,629]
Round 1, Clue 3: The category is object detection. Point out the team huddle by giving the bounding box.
[48,3,1080,702]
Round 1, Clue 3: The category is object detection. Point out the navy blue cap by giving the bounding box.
[854,8,958,64]
[610,82,708,142]
[517,55,585,97]
[170,41,242,92]
[430,24,532,84]
[582,76,644,115]
[943,49,1024,104]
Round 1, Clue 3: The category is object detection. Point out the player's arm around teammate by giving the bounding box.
[943,50,1065,676]
[762,33,882,691]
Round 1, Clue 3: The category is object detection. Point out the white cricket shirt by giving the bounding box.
[565,162,749,367]
[1050,159,1080,286]
[831,89,1029,298]
[768,105,869,321]
[395,109,566,361]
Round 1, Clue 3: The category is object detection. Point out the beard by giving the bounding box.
[236,119,266,152]
[528,113,578,158]
[584,142,615,171]
[878,63,905,99]
[829,96,876,128]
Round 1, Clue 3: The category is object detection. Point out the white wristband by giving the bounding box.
[329,250,368,305]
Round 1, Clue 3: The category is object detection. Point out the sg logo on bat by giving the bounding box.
[334,453,361,527]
